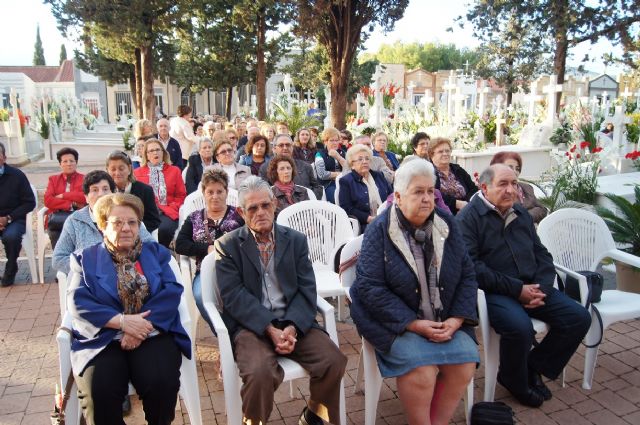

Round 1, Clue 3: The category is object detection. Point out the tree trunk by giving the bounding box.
[506,91,513,106]
[256,10,267,120]
[134,48,143,119]
[128,68,137,117]
[552,0,569,112]
[140,43,155,121]
[226,87,233,120]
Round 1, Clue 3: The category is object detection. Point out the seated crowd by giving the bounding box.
[0,103,592,425]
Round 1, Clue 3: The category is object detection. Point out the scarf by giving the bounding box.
[363,173,383,215]
[148,162,168,205]
[104,237,149,314]
[274,180,295,204]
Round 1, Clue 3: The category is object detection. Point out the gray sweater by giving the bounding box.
[52,206,153,274]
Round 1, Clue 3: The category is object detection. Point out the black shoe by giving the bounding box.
[497,374,544,407]
[1,270,16,287]
[122,395,131,415]
[528,368,552,401]
[299,407,323,425]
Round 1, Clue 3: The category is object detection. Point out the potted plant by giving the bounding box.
[595,185,640,293]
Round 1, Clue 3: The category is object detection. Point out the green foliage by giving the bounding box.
[33,25,45,66]
[280,39,330,100]
[269,103,320,135]
[627,112,640,144]
[595,185,640,257]
[549,122,573,146]
[580,116,605,151]
[482,115,496,143]
[37,115,50,140]
[0,109,9,121]
[59,44,67,65]
[122,131,135,152]
[360,41,480,72]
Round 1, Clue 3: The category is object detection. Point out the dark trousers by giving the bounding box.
[48,229,62,250]
[234,328,347,425]
[486,288,591,394]
[158,213,178,248]
[74,334,182,425]
[1,220,26,276]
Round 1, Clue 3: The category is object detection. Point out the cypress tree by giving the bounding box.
[33,25,46,66]
[59,44,68,65]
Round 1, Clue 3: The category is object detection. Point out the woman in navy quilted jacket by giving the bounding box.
[350,158,479,425]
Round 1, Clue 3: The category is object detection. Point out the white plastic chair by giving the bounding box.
[538,208,640,390]
[56,256,202,425]
[305,187,316,201]
[277,200,355,319]
[339,236,473,425]
[36,205,50,283]
[227,187,239,207]
[182,166,188,184]
[199,252,346,425]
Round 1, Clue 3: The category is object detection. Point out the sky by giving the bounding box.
[1,0,626,76]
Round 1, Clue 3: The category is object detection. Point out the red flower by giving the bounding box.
[625,151,640,160]
[474,172,479,177]
[570,145,577,153]
[580,141,590,149]
[567,154,572,160]
[576,154,581,159]
[565,152,570,156]
[592,147,603,153]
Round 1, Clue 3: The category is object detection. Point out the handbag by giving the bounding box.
[470,401,514,425]
[558,270,604,348]
[48,211,73,232]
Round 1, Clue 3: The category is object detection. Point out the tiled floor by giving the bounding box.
[1,259,639,424]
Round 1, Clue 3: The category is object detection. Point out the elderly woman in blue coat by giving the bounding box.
[350,158,479,425]
[338,144,392,229]
[67,193,190,425]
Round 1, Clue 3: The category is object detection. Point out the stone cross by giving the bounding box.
[611,105,631,147]
[601,91,610,114]
[356,93,363,118]
[495,109,507,146]
[443,71,457,122]
[371,65,383,91]
[283,74,292,113]
[406,81,416,106]
[453,88,467,123]
[477,81,490,116]
[120,101,127,116]
[421,90,434,122]
[621,87,633,104]
[524,81,542,125]
[542,74,563,124]
[9,88,18,111]
[591,96,600,116]
[635,89,640,106]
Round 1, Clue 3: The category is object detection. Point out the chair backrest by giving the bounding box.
[227,188,239,207]
[30,184,38,210]
[306,187,317,201]
[276,200,354,268]
[338,235,363,292]
[537,208,617,272]
[182,166,188,183]
[199,251,222,310]
[179,190,206,228]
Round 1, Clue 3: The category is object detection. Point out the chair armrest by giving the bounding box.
[349,218,360,237]
[316,295,339,345]
[605,249,640,269]
[202,299,237,371]
[554,262,589,307]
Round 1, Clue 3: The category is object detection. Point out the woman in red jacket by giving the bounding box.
[133,138,186,248]
[44,148,86,248]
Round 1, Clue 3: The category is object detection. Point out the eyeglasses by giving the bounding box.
[327,138,340,143]
[416,142,429,148]
[434,149,451,155]
[147,148,162,154]
[216,148,234,156]
[228,136,237,140]
[245,202,273,213]
[352,157,370,163]
[106,218,139,229]
[276,143,292,148]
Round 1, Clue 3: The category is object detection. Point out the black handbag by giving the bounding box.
[470,401,514,425]
[558,270,604,348]
[48,211,73,232]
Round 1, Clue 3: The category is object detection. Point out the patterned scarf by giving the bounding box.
[104,237,149,314]
[148,162,167,205]
[274,180,295,204]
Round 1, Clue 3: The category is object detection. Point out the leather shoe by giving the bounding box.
[1,270,16,287]
[498,374,544,407]
[299,407,323,425]
[529,368,552,401]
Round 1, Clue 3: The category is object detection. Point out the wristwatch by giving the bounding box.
[6,215,11,224]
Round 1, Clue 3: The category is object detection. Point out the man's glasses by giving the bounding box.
[217,148,234,156]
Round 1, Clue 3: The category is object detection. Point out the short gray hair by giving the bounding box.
[274,134,293,145]
[198,137,213,150]
[345,144,372,165]
[237,175,274,208]
[478,167,495,186]
[394,158,435,196]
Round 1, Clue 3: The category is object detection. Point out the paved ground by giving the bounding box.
[0,258,639,425]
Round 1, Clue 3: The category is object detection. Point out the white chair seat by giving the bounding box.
[592,290,640,319]
[313,268,345,298]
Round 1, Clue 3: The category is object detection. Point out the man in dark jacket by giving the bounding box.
[0,142,36,286]
[156,118,184,170]
[457,164,590,408]
[214,176,346,425]
[259,134,324,199]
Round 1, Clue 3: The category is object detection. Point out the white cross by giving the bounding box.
[477,81,490,115]
[453,88,467,122]
[421,90,434,121]
[120,101,127,116]
[443,72,457,122]
[542,74,563,124]
[601,91,610,114]
[495,110,507,146]
[611,105,631,147]
[524,81,542,125]
[621,87,633,101]
[407,81,416,105]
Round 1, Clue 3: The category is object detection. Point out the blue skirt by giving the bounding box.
[375,330,479,378]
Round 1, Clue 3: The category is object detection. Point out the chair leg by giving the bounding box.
[23,235,38,284]
[464,378,474,425]
[37,234,47,284]
[483,330,500,402]
[582,315,604,390]
[354,348,364,394]
[178,355,203,425]
[362,340,382,425]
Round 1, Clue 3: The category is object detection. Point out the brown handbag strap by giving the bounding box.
[57,326,86,424]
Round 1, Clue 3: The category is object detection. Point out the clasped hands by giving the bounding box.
[266,324,298,355]
[519,283,546,309]
[407,317,464,343]
[120,310,154,351]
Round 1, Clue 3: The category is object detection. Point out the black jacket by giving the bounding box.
[185,154,205,194]
[130,181,161,233]
[435,163,478,214]
[0,165,35,222]
[456,193,556,299]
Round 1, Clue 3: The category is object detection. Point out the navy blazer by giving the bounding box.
[68,242,191,374]
[155,135,184,170]
[214,224,318,340]
[129,181,161,233]
[338,170,392,227]
[185,154,206,194]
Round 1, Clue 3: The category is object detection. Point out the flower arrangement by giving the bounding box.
[549,122,573,146]
[455,112,482,152]
[626,112,640,145]
[360,86,375,107]
[381,83,401,110]
[625,150,640,171]
[0,109,9,121]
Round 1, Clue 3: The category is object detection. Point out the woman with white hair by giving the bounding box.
[350,158,479,425]
[338,144,392,229]
[185,138,216,194]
